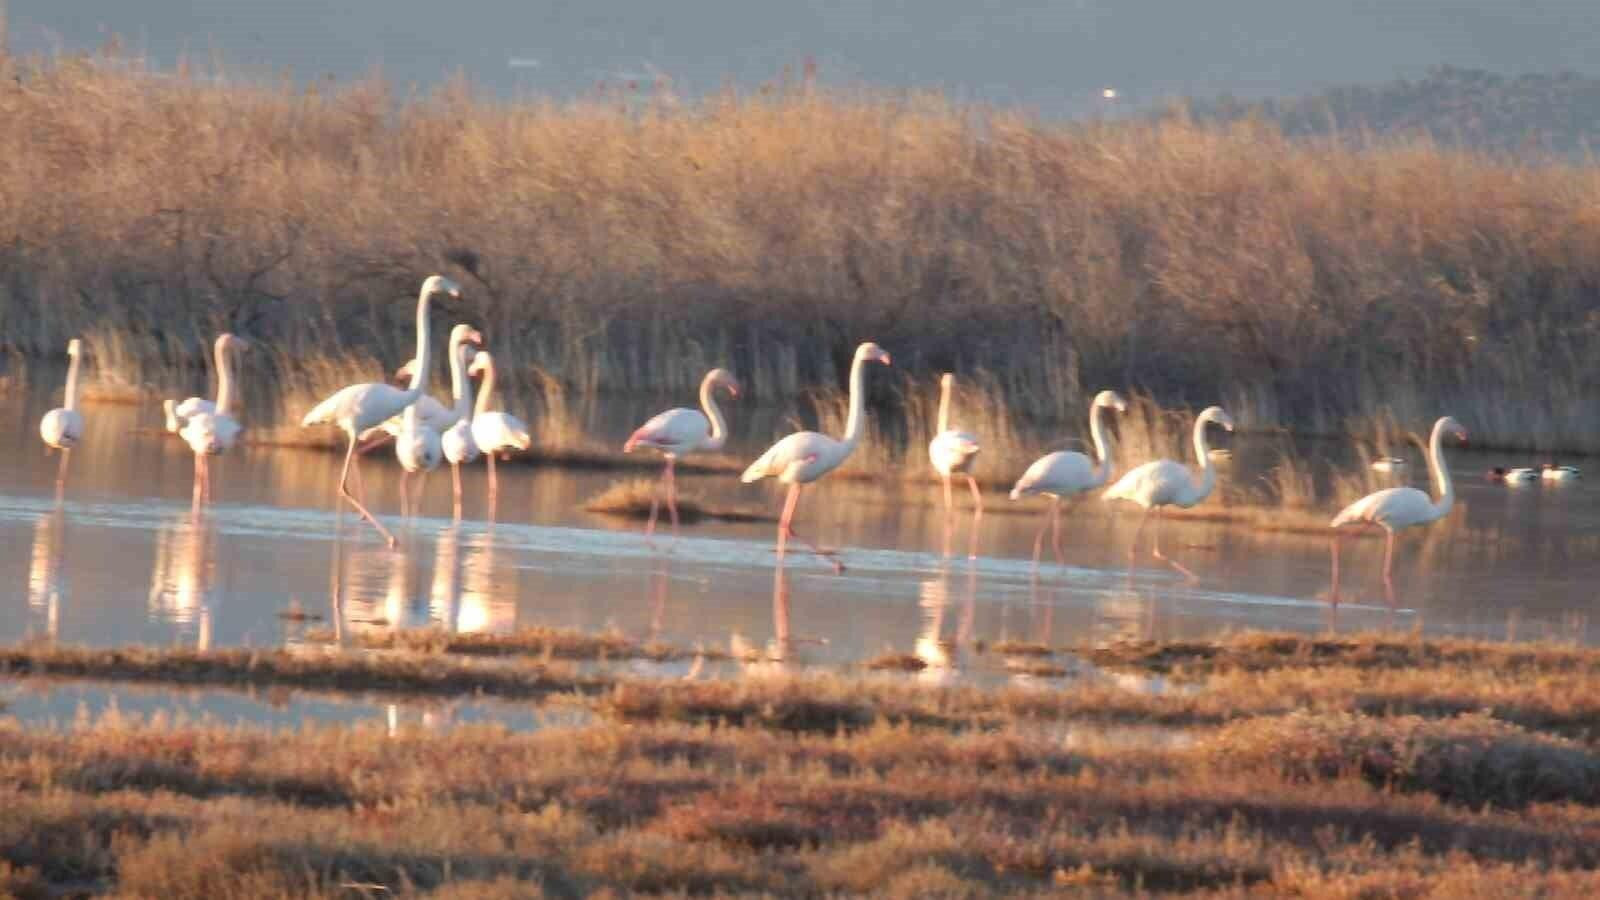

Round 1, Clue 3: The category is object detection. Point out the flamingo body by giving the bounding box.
[1104,459,1209,509]
[165,397,215,433]
[472,412,531,456]
[442,420,479,465]
[180,411,241,457]
[39,408,84,450]
[1330,486,1441,531]
[1010,451,1099,499]
[626,368,739,540]
[397,412,443,474]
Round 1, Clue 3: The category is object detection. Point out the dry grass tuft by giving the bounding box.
[582,478,776,524]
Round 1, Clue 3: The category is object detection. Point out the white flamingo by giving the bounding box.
[1103,405,1235,581]
[395,325,481,518]
[300,275,462,547]
[177,334,250,508]
[740,342,892,573]
[467,351,532,504]
[1330,416,1466,605]
[623,367,740,541]
[927,373,983,557]
[1009,390,1128,567]
[39,338,86,496]
[441,344,482,521]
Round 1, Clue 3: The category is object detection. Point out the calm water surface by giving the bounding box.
[4,387,1599,727]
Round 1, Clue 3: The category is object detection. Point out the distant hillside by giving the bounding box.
[1180,66,1600,157]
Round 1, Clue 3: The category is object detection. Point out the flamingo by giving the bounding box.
[441,344,482,521]
[927,373,983,557]
[1541,463,1581,481]
[1103,405,1235,581]
[396,325,481,517]
[39,338,87,497]
[300,275,462,547]
[1330,416,1467,605]
[1009,390,1129,567]
[623,367,740,541]
[176,334,250,508]
[740,342,892,573]
[466,351,532,504]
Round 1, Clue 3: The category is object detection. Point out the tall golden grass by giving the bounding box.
[5,49,1600,454]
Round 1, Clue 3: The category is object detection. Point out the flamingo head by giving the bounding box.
[422,275,463,299]
[447,324,484,350]
[1437,416,1467,445]
[940,372,954,390]
[1094,390,1128,413]
[856,342,891,367]
[218,333,252,355]
[66,338,83,357]
[1199,406,1235,432]
[393,358,418,383]
[706,367,740,397]
[468,351,493,379]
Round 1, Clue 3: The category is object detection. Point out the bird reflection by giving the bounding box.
[631,560,706,680]
[456,526,514,634]
[1093,574,1156,644]
[337,539,423,634]
[734,561,800,676]
[147,511,215,648]
[914,559,977,684]
[428,524,465,629]
[26,510,67,639]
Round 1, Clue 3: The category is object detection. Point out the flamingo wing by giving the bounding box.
[1330,487,1435,530]
[929,429,981,475]
[472,411,532,454]
[39,409,84,449]
[181,412,242,455]
[625,408,709,453]
[1010,450,1096,500]
[442,420,480,464]
[1103,459,1190,508]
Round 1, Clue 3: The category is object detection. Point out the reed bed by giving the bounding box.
[5,630,1600,895]
[5,49,1600,458]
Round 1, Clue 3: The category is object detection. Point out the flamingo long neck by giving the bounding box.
[63,350,81,413]
[1089,402,1115,485]
[213,339,236,416]
[840,354,871,450]
[700,374,728,450]
[937,378,952,433]
[474,355,497,419]
[449,339,472,423]
[1188,415,1218,505]
[1427,421,1455,520]
[404,287,434,404]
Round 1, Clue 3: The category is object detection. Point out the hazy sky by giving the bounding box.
[11,2,1600,115]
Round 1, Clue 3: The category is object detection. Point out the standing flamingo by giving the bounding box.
[1330,416,1467,606]
[441,344,481,521]
[1009,390,1129,567]
[927,373,983,557]
[740,342,892,573]
[623,367,740,541]
[39,338,86,497]
[177,334,250,508]
[1103,406,1234,581]
[395,325,481,518]
[300,275,462,547]
[467,351,532,505]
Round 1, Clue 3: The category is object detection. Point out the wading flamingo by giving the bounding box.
[927,373,982,557]
[1009,390,1128,567]
[39,338,86,497]
[1103,406,1235,581]
[467,351,531,504]
[441,343,482,520]
[300,275,462,546]
[396,325,481,517]
[178,334,250,508]
[740,342,892,573]
[623,367,740,541]
[1330,416,1466,606]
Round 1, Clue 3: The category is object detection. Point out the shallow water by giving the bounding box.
[3,388,1599,720]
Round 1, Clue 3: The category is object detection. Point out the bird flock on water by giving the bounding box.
[35,274,1562,608]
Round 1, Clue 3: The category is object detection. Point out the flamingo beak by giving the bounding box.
[878,351,892,366]
[727,381,741,397]
[469,329,484,345]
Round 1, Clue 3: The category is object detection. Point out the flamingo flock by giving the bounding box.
[35,274,1513,608]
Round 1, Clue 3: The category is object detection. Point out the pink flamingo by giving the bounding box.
[177,334,251,509]
[300,276,461,547]
[1103,406,1234,581]
[39,338,86,497]
[740,342,891,573]
[395,325,482,517]
[623,368,740,541]
[1009,390,1128,567]
[927,373,983,557]
[467,351,532,504]
[1330,416,1466,607]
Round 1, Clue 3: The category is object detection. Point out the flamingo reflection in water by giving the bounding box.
[429,524,516,635]
[27,510,68,639]
[147,512,217,649]
[913,558,977,685]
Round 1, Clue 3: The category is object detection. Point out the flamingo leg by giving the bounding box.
[1150,510,1197,582]
[776,483,799,562]
[1030,499,1052,569]
[1382,528,1398,608]
[191,455,205,512]
[1051,496,1065,564]
[399,471,411,518]
[486,454,498,502]
[451,463,463,521]
[414,469,430,518]
[1329,529,1344,608]
[777,483,842,573]
[54,448,70,504]
[940,474,955,556]
[643,464,665,543]
[338,434,396,548]
[965,475,983,560]
[1128,508,1151,564]
[665,457,680,538]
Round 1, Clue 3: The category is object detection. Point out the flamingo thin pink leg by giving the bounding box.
[1128,508,1151,565]
[451,463,463,521]
[1382,528,1397,608]
[776,483,799,562]
[1051,496,1065,564]
[665,457,680,537]
[966,475,983,560]
[338,435,396,548]
[776,483,842,573]
[1150,509,1197,582]
[1030,501,1050,568]
[54,449,70,504]
[644,465,665,542]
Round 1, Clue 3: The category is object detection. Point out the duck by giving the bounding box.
[1541,463,1581,482]
[1370,457,1407,473]
[1487,466,1539,484]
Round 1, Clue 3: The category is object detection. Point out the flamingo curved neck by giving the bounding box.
[1427,421,1455,520]
[700,373,728,450]
[840,354,870,450]
[1089,402,1115,485]
[448,338,472,423]
[937,378,952,433]
[1188,416,1218,505]
[474,356,496,419]
[213,339,236,417]
[404,286,435,403]
[63,350,81,413]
